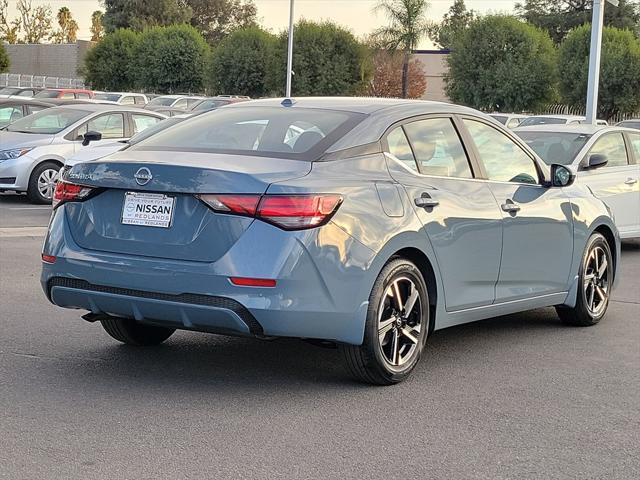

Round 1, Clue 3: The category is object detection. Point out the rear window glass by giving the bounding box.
[133,107,365,160]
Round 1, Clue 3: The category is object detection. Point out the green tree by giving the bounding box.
[0,42,9,73]
[269,20,367,96]
[83,29,140,91]
[90,10,104,42]
[209,26,275,97]
[103,0,192,33]
[0,0,21,44]
[51,6,79,43]
[429,0,475,50]
[559,24,640,119]
[446,15,558,112]
[516,0,640,44]
[187,0,257,44]
[134,24,210,93]
[374,0,432,98]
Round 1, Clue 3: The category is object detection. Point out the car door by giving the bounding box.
[384,116,503,311]
[577,132,640,238]
[461,117,574,302]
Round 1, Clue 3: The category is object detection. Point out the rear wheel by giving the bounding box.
[100,317,175,346]
[340,258,429,385]
[556,233,613,326]
[27,161,60,204]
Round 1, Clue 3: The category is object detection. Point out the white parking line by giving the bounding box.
[0,227,48,237]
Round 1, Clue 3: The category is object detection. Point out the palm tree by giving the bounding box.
[374,0,431,98]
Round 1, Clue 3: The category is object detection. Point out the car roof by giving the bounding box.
[514,124,635,135]
[47,103,162,114]
[227,96,477,115]
[0,98,53,107]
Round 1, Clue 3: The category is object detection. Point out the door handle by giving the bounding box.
[624,178,638,185]
[415,193,439,209]
[501,201,521,214]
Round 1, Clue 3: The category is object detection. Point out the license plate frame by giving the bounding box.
[121,191,176,229]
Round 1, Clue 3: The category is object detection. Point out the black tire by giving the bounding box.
[100,317,175,346]
[339,258,430,385]
[556,233,613,326]
[27,161,60,204]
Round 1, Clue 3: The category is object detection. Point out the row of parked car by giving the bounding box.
[0,88,249,203]
[489,112,640,130]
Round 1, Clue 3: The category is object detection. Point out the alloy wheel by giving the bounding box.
[377,276,423,367]
[583,245,610,317]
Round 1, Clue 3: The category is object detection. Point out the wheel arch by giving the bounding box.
[592,223,618,283]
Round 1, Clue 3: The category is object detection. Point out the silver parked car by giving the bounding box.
[515,124,640,239]
[43,98,620,384]
[144,95,205,112]
[519,115,608,127]
[0,104,165,203]
[489,113,528,129]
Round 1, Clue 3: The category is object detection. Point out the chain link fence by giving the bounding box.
[0,73,86,89]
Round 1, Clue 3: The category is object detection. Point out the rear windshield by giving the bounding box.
[34,90,61,98]
[6,107,88,134]
[147,97,176,107]
[94,93,121,102]
[519,117,568,127]
[515,131,592,165]
[132,106,365,159]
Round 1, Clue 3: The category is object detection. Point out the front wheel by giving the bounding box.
[339,258,429,385]
[556,233,613,326]
[27,161,60,204]
[100,317,175,346]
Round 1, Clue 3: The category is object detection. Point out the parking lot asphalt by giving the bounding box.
[1,191,639,480]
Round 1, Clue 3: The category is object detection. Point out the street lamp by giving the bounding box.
[285,0,295,98]
[585,0,619,124]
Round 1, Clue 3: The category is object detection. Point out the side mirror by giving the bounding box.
[82,130,102,146]
[585,153,608,169]
[551,164,576,187]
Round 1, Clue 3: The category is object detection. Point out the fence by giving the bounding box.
[538,104,639,124]
[0,73,85,89]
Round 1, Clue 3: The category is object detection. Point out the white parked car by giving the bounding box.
[515,124,640,239]
[93,92,149,106]
[63,115,190,171]
[0,104,165,203]
[144,95,206,112]
[519,115,608,127]
[489,113,528,129]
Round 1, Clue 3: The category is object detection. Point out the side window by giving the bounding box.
[404,118,473,178]
[0,106,22,125]
[507,118,521,129]
[588,133,628,167]
[26,105,47,115]
[120,96,135,105]
[18,90,34,97]
[463,119,539,184]
[76,92,90,99]
[629,133,640,164]
[186,99,201,109]
[78,113,125,139]
[132,114,161,134]
[173,99,188,109]
[386,126,418,172]
[61,92,74,99]
[134,96,146,105]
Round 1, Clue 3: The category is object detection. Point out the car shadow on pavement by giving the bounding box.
[34,307,573,393]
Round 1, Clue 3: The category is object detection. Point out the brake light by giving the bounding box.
[257,195,343,230]
[197,194,343,230]
[229,277,277,287]
[52,181,94,209]
[41,254,56,264]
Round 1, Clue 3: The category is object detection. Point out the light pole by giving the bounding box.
[585,0,619,124]
[285,0,295,98]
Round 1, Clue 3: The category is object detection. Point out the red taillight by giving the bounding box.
[197,194,343,230]
[41,254,56,264]
[196,194,260,216]
[257,195,343,230]
[52,181,94,209]
[229,277,277,287]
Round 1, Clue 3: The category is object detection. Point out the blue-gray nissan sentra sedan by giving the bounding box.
[41,98,621,385]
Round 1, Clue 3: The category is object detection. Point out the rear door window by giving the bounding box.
[120,96,135,105]
[173,98,188,109]
[131,114,161,134]
[629,132,640,164]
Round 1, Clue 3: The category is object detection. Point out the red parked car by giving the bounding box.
[34,88,94,100]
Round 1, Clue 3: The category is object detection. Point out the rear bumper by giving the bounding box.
[41,206,376,345]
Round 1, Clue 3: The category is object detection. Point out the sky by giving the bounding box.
[7,0,520,47]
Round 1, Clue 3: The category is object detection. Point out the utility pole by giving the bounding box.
[585,0,619,124]
[285,0,295,98]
